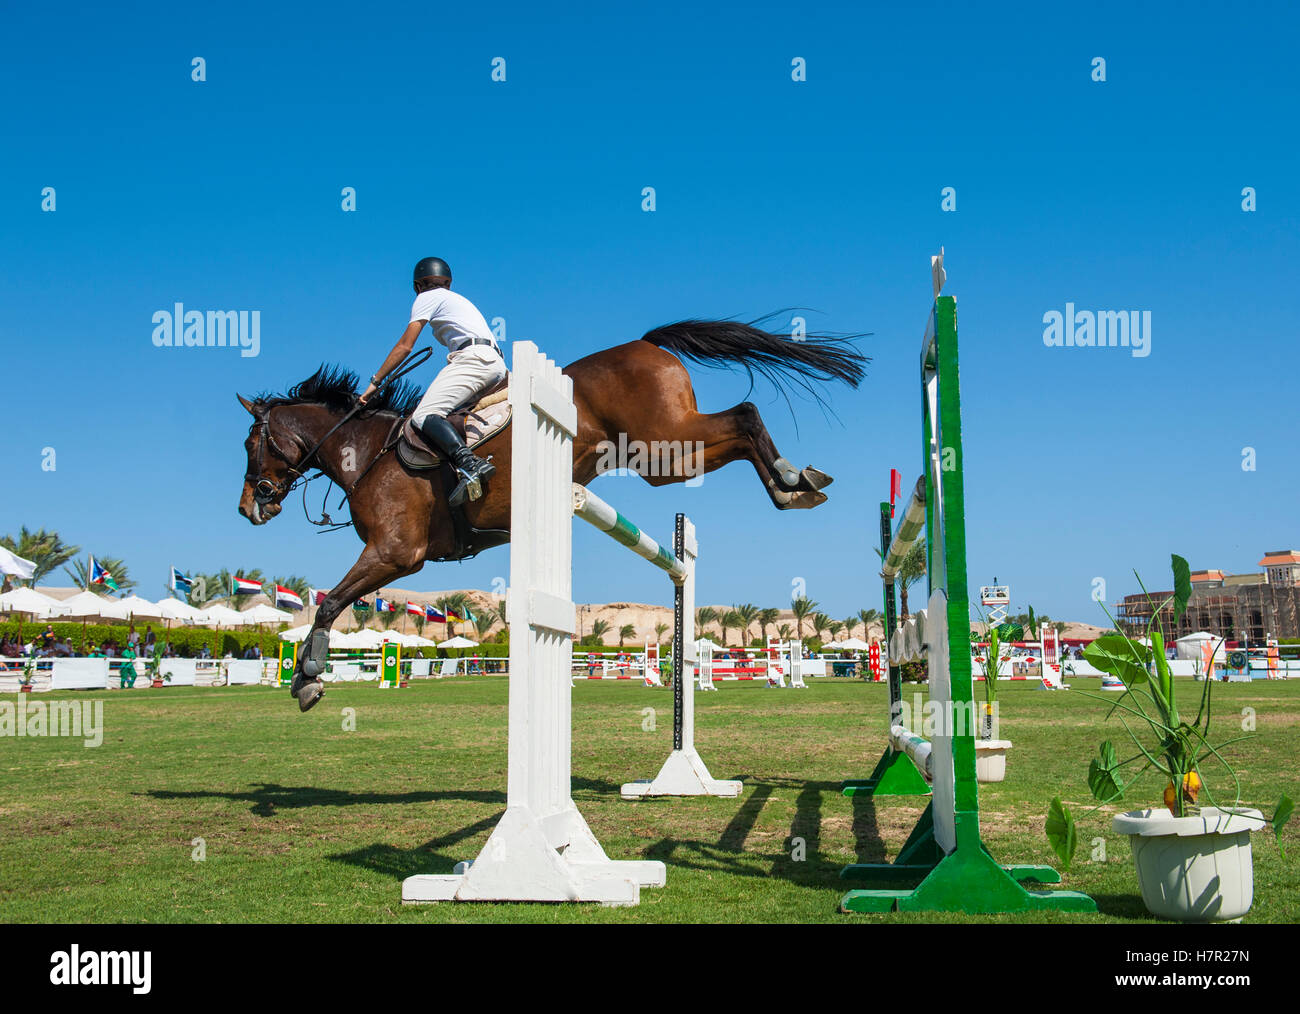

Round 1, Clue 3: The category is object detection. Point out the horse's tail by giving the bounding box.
[640,313,868,399]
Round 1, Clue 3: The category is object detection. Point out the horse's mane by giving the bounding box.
[256,364,422,417]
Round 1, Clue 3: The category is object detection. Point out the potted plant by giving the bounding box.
[970,616,1016,782]
[1046,554,1293,921]
[19,653,36,692]
[145,644,171,689]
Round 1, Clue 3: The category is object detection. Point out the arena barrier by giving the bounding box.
[837,255,1095,915]
[696,638,806,690]
[402,342,735,907]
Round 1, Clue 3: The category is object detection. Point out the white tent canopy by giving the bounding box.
[837,637,872,651]
[0,587,72,619]
[439,635,479,648]
[1175,631,1221,660]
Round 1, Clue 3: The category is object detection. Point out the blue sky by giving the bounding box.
[3,1,1297,624]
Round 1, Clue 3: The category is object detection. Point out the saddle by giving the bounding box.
[396,376,513,563]
[396,376,513,470]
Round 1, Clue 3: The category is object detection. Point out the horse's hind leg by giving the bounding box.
[625,400,833,510]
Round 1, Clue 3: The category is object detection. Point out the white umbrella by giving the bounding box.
[439,635,479,648]
[56,590,131,620]
[157,597,206,623]
[280,624,314,641]
[405,634,439,648]
[115,594,164,619]
[823,640,844,650]
[196,604,247,627]
[240,603,293,624]
[0,546,37,579]
[0,587,72,619]
[838,637,872,650]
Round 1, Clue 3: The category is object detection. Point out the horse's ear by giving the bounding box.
[237,395,258,416]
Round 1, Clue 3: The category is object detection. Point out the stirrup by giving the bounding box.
[448,456,495,507]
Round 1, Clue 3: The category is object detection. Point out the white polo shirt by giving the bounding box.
[409,288,495,351]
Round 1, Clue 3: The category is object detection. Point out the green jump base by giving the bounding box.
[838,804,1095,915]
[841,747,931,797]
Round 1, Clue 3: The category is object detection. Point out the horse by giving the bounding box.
[237,319,866,710]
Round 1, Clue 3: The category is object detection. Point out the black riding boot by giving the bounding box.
[417,414,496,506]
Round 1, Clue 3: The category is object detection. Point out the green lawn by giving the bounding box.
[2,676,1296,923]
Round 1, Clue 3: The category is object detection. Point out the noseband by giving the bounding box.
[244,415,309,505]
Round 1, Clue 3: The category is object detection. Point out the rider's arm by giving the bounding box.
[359,321,424,403]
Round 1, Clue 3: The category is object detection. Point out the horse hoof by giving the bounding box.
[768,483,829,510]
[772,457,801,488]
[801,467,833,491]
[294,679,325,712]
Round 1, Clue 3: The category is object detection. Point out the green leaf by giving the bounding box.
[1274,794,1294,857]
[1083,635,1151,686]
[995,623,1023,642]
[1045,797,1078,870]
[1171,554,1192,625]
[1087,740,1126,803]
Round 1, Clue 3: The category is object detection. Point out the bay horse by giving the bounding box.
[237,319,866,710]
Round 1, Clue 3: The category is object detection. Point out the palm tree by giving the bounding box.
[64,554,136,594]
[896,538,926,618]
[654,621,669,648]
[412,613,426,636]
[1,527,80,588]
[790,595,818,640]
[696,606,718,640]
[757,607,780,644]
[473,611,498,640]
[437,592,473,639]
[778,623,793,641]
[828,620,843,642]
[615,623,634,647]
[811,612,831,642]
[496,599,507,627]
[858,607,881,640]
[733,603,759,646]
[589,618,611,646]
[379,606,399,629]
[717,611,735,647]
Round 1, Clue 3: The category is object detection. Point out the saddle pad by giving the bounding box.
[398,395,513,470]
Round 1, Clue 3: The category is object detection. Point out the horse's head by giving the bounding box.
[237,395,302,525]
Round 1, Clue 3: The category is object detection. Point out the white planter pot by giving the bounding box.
[1112,807,1266,921]
[973,740,1012,782]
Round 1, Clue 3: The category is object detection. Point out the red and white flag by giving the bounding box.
[406,601,423,617]
[275,585,304,610]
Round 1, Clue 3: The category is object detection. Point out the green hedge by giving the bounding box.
[2,619,281,658]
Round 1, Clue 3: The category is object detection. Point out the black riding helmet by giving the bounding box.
[413,257,452,285]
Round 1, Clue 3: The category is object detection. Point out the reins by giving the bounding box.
[249,346,433,530]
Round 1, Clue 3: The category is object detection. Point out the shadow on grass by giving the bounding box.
[147,783,506,818]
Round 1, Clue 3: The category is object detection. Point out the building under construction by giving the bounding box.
[1116,550,1300,643]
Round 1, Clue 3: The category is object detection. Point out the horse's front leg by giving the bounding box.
[291,543,425,712]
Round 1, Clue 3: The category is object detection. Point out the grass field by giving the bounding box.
[2,676,1297,923]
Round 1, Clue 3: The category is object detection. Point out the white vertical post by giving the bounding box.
[403,341,665,905]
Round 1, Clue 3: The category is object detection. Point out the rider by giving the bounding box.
[359,257,506,506]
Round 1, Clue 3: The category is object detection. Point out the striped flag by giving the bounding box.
[89,556,119,592]
[275,585,304,610]
[310,588,329,606]
[406,601,424,617]
[425,605,445,622]
[231,575,262,595]
[444,607,462,622]
[353,599,372,610]
[170,567,193,595]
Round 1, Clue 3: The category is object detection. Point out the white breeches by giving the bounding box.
[410,345,508,425]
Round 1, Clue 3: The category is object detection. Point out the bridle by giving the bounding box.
[243,346,433,519]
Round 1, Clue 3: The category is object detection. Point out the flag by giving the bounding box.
[232,575,262,595]
[461,605,476,622]
[444,607,461,621]
[310,588,329,606]
[275,585,304,610]
[170,567,193,594]
[353,599,372,610]
[89,556,119,592]
[425,605,445,622]
[406,601,424,617]
[376,597,394,613]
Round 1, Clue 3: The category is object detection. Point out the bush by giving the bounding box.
[2,619,281,658]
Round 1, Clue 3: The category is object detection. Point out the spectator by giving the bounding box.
[38,625,57,651]
[144,626,157,651]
